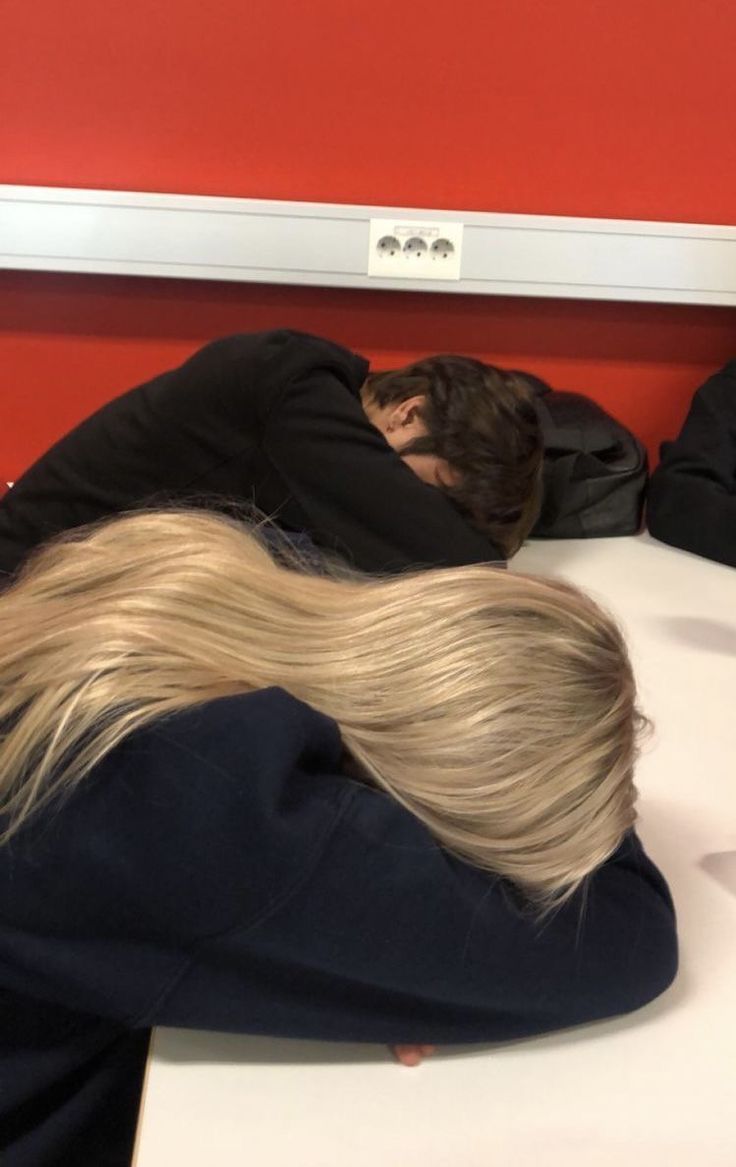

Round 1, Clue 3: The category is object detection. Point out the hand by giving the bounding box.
[390,1044,437,1067]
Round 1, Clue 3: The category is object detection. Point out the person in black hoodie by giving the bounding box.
[0,508,676,1167]
[0,329,543,578]
[647,361,736,568]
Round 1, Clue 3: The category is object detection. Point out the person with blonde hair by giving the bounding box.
[0,511,676,1167]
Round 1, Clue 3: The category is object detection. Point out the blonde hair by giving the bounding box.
[0,510,643,908]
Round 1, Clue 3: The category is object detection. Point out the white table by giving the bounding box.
[134,535,736,1167]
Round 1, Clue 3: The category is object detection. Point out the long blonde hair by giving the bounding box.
[0,510,643,907]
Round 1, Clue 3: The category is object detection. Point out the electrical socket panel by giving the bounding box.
[368,218,463,280]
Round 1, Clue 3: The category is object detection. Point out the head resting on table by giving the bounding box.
[0,509,643,912]
[362,356,544,559]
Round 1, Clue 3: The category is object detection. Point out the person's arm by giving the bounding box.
[148,817,676,1047]
[127,695,675,1048]
[10,690,675,1048]
[648,363,736,568]
[259,357,504,573]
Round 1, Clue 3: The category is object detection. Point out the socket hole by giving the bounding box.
[430,238,455,259]
[403,236,428,254]
[377,234,401,257]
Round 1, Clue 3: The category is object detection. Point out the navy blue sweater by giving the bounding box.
[0,689,677,1166]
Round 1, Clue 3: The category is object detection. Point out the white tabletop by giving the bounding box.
[135,535,736,1167]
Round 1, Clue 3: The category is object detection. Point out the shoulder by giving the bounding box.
[191,330,368,384]
[143,686,342,768]
[116,689,348,843]
[4,690,352,943]
[682,361,736,424]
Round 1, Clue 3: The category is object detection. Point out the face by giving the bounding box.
[363,393,460,490]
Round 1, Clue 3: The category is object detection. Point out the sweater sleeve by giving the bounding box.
[647,362,736,568]
[258,344,504,573]
[147,787,677,1046]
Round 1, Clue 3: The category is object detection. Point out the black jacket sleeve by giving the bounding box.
[647,362,736,568]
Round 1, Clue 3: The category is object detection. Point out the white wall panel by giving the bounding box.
[2,184,736,306]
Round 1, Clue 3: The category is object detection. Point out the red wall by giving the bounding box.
[3,0,736,480]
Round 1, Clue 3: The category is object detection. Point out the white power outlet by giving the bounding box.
[368,218,463,280]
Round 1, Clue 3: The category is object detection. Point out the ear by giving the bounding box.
[387,395,426,431]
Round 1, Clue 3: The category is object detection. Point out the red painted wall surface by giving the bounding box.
[2,0,736,480]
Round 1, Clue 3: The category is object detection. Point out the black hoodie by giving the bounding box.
[0,330,501,576]
[648,361,736,569]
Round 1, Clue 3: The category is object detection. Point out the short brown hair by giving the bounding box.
[365,356,543,557]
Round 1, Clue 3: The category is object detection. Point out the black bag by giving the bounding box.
[527,378,648,539]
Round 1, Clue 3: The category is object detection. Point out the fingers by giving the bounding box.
[391,1044,437,1067]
